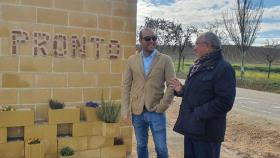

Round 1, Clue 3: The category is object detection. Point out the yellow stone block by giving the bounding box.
[20,56,52,72]
[84,59,110,73]
[0,128,7,144]
[111,59,125,73]
[83,88,110,101]
[100,145,126,158]
[58,155,76,158]
[45,154,57,158]
[113,2,137,18]
[2,73,34,88]
[75,149,100,158]
[24,124,57,154]
[111,32,136,46]
[87,136,113,149]
[54,0,83,11]
[69,12,97,28]
[0,56,18,71]
[72,121,102,137]
[124,18,137,33]
[0,109,34,127]
[48,107,80,124]
[111,17,124,31]
[0,89,18,104]
[22,0,52,7]
[98,15,111,30]
[84,0,111,15]
[120,126,133,140]
[123,139,132,154]
[111,87,122,100]
[36,74,67,88]
[1,38,10,55]
[24,142,44,158]
[97,74,122,87]
[68,73,97,87]
[57,136,88,152]
[0,26,10,37]
[0,0,19,4]
[53,58,83,72]
[37,8,67,25]
[0,141,24,157]
[102,123,120,137]
[2,5,36,22]
[52,88,82,102]
[19,89,51,104]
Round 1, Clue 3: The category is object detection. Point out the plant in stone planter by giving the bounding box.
[27,138,40,144]
[49,99,65,109]
[1,105,16,111]
[96,101,121,123]
[85,101,99,108]
[25,138,44,158]
[60,146,75,157]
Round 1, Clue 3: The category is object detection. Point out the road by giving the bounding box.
[235,88,280,119]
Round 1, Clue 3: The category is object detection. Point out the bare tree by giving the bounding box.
[223,0,264,80]
[202,20,230,45]
[172,24,198,72]
[263,39,280,78]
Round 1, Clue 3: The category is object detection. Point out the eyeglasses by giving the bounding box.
[142,36,157,42]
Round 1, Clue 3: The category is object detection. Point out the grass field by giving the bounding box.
[175,61,280,94]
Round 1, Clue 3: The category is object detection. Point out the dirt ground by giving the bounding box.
[131,97,280,158]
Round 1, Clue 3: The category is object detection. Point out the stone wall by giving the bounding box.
[0,0,137,121]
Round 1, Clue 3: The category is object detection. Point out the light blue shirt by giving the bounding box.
[141,50,156,77]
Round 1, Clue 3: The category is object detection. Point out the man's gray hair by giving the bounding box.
[198,32,221,50]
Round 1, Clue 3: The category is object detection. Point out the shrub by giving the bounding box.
[49,99,65,109]
[60,147,74,156]
[96,101,121,123]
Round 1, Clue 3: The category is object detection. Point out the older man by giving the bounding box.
[121,27,175,158]
[170,32,236,158]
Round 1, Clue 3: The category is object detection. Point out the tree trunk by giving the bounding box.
[177,53,182,72]
[268,62,272,79]
[182,56,185,70]
[240,51,246,80]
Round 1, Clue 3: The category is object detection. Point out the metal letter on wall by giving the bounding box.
[89,36,105,59]
[109,40,120,59]
[10,29,29,55]
[53,34,67,57]
[33,32,50,56]
[71,35,86,58]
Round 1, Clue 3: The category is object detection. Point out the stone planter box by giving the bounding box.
[82,106,98,122]
[59,155,76,158]
[102,123,120,137]
[100,145,126,158]
[25,142,44,158]
[48,107,80,124]
[0,108,34,127]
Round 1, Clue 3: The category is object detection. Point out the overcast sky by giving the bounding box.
[137,0,280,46]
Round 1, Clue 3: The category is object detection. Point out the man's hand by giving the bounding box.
[122,114,131,125]
[169,77,183,92]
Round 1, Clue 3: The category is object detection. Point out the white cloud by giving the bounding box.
[137,0,280,45]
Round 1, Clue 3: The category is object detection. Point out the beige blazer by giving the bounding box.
[121,50,175,116]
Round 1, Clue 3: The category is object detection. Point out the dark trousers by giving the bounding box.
[184,137,221,158]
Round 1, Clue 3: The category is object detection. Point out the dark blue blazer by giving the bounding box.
[173,53,236,142]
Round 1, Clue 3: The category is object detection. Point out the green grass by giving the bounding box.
[175,61,280,94]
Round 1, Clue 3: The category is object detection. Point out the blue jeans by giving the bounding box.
[184,137,221,158]
[132,111,168,158]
